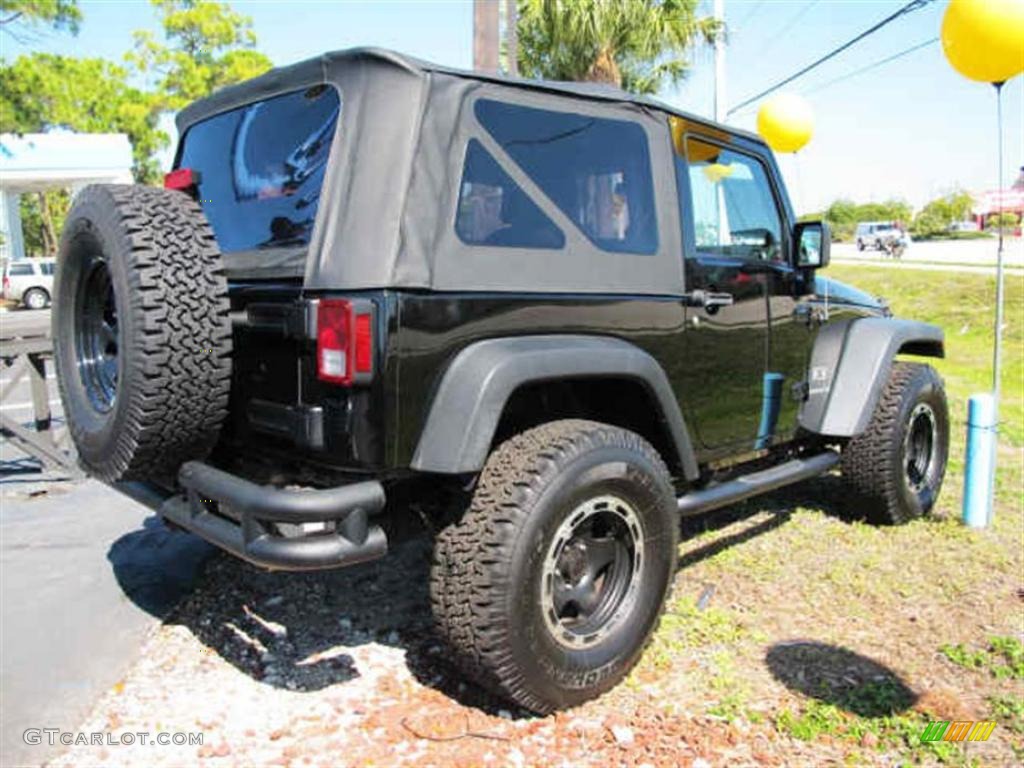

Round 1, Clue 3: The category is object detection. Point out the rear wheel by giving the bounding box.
[430,419,678,713]
[841,362,949,524]
[53,185,232,486]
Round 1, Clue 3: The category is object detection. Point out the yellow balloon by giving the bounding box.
[702,163,735,183]
[756,93,814,154]
[942,0,1024,84]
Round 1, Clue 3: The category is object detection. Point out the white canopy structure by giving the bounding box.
[0,132,133,261]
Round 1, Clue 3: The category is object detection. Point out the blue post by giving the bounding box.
[755,372,785,450]
[963,393,997,528]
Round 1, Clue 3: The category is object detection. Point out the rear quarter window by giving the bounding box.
[8,263,34,276]
[176,85,341,253]
[455,139,565,249]
[474,99,658,255]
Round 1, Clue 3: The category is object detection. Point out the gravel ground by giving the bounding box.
[47,534,804,768]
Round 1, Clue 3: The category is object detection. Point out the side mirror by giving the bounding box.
[794,221,830,270]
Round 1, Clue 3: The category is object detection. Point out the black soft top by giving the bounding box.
[176,48,777,295]
[178,47,758,141]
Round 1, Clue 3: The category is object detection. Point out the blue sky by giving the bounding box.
[4,0,1022,212]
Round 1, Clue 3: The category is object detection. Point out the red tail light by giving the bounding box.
[316,299,374,385]
[2,275,9,293]
[164,168,199,191]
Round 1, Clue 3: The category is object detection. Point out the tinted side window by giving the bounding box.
[40,263,55,275]
[681,137,783,263]
[177,85,340,253]
[456,140,565,249]
[475,99,658,254]
[8,263,33,276]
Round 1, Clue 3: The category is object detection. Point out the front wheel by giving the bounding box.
[841,362,949,524]
[430,420,678,713]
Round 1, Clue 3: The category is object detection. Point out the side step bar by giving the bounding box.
[677,451,840,517]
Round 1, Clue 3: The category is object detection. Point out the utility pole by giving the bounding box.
[713,0,726,123]
[505,0,518,76]
[474,0,500,73]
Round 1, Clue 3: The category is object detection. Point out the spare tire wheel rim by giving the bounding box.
[541,494,644,650]
[75,255,119,413]
[903,402,937,493]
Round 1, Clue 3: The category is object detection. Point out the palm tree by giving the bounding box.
[517,0,721,95]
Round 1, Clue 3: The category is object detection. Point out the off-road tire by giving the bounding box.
[841,362,948,524]
[430,419,678,713]
[53,184,232,486]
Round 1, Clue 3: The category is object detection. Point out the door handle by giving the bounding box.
[684,290,735,311]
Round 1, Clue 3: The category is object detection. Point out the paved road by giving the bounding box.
[832,237,1024,274]
[1,319,214,767]
[0,309,51,339]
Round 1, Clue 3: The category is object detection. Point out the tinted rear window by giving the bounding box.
[475,99,658,254]
[177,85,341,253]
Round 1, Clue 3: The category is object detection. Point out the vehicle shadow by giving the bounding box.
[109,519,523,714]
[765,640,917,717]
[107,515,217,617]
[677,474,858,570]
[0,456,77,484]
[107,475,874,718]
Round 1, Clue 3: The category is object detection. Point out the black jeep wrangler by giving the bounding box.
[53,49,949,714]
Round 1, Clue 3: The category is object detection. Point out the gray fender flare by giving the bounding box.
[800,317,944,437]
[410,334,699,478]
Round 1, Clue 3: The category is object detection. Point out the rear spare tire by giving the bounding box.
[53,185,232,486]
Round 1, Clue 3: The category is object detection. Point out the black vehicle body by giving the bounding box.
[109,48,942,570]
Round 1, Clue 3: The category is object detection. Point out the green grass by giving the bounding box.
[941,637,1024,680]
[989,694,1024,735]
[775,696,972,766]
[623,265,1024,766]
[828,265,1024,447]
[912,231,995,241]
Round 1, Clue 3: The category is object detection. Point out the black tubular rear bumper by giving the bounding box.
[130,461,388,571]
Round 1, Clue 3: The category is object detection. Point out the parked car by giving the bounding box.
[855,221,902,251]
[52,48,949,714]
[2,258,55,309]
[949,220,980,232]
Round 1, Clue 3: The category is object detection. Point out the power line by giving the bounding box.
[802,36,938,95]
[727,0,937,116]
[733,0,767,33]
[754,0,823,58]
